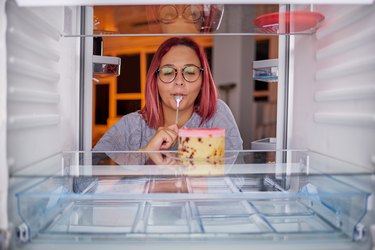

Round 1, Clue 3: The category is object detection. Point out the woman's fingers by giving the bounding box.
[144,125,179,150]
[147,152,177,165]
[159,128,177,149]
[147,152,164,164]
[166,124,179,146]
[167,124,179,134]
[164,124,179,148]
[164,128,177,138]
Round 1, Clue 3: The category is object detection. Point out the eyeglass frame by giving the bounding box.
[157,5,204,24]
[156,64,204,83]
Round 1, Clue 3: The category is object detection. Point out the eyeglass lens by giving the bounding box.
[158,5,203,23]
[158,65,202,83]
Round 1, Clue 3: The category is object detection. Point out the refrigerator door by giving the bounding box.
[288,5,375,247]
[1,1,81,249]
[0,1,8,248]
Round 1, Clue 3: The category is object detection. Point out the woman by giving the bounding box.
[93,37,243,152]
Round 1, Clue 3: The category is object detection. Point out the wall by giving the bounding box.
[213,5,256,149]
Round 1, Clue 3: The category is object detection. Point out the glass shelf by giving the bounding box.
[11,150,374,177]
[253,59,278,83]
[12,150,371,244]
[62,4,324,37]
[93,55,121,76]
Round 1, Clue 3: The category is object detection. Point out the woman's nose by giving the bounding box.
[174,71,185,86]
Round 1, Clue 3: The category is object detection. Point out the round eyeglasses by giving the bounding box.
[157,5,203,24]
[156,65,204,83]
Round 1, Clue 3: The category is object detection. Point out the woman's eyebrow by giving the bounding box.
[160,63,175,67]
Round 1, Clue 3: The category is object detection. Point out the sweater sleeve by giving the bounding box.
[209,100,243,150]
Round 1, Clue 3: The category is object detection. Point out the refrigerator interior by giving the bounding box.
[11,151,373,248]
[0,0,374,249]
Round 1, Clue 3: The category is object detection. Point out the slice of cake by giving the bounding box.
[178,128,225,159]
[178,128,225,175]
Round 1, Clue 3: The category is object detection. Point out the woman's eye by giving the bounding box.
[184,67,196,75]
[164,13,174,19]
[161,68,174,75]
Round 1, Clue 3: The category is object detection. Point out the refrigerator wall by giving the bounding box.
[289,4,375,171]
[289,4,375,244]
[5,1,81,173]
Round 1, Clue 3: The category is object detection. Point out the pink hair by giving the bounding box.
[139,37,218,129]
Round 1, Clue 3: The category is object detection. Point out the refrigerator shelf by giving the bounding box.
[251,137,277,150]
[40,198,335,235]
[253,59,278,83]
[14,150,370,244]
[63,5,321,37]
[93,55,121,77]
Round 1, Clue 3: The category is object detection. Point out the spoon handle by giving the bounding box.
[175,105,179,124]
[174,96,182,125]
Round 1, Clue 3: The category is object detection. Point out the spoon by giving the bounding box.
[175,95,183,125]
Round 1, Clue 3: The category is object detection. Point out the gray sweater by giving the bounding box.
[93,99,243,151]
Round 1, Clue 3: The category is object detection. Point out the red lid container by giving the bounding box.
[254,10,325,33]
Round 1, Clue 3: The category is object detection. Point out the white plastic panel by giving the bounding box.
[0,0,9,247]
[290,4,375,170]
[6,1,80,174]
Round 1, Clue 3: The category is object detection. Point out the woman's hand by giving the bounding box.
[142,124,178,151]
[147,152,177,165]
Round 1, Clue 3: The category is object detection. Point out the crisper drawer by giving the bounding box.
[13,150,371,245]
[38,197,334,236]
